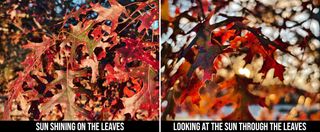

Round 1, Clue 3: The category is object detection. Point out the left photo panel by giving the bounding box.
[0,0,159,124]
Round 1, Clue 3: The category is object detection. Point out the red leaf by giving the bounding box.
[243,33,285,81]
[221,30,236,44]
[91,0,127,31]
[120,38,158,70]
[96,49,106,60]
[260,56,285,81]
[178,73,204,105]
[4,36,54,120]
[124,77,143,98]
[213,23,236,44]
[230,36,246,49]
[212,76,266,121]
[137,3,158,32]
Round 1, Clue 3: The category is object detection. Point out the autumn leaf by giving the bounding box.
[177,73,204,106]
[119,38,159,71]
[122,66,158,120]
[39,70,91,120]
[213,76,266,121]
[4,35,54,120]
[138,4,158,32]
[4,1,159,121]
[91,0,127,31]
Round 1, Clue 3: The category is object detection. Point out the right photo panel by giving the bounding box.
[161,0,320,122]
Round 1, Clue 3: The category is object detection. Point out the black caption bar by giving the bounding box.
[0,121,159,132]
[162,121,320,132]
[0,121,319,132]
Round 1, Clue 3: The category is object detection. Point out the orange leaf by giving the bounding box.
[178,73,204,105]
